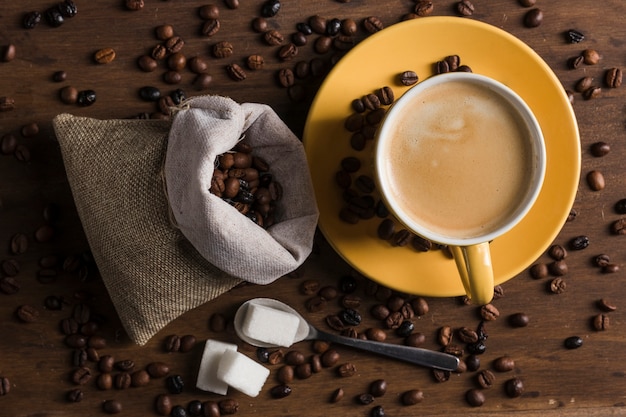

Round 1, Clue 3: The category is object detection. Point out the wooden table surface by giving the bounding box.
[2,1,626,416]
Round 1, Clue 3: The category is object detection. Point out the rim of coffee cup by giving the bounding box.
[374,72,547,247]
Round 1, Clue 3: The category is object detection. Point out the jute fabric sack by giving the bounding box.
[52,96,317,345]
[165,95,319,283]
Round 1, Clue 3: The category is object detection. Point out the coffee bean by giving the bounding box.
[0,277,19,295]
[154,24,174,41]
[356,393,374,405]
[165,36,185,54]
[1,44,15,62]
[23,11,42,29]
[476,369,496,388]
[569,235,590,250]
[590,141,610,157]
[399,389,422,405]
[278,43,298,61]
[524,8,543,27]
[167,52,186,71]
[564,335,583,349]
[0,376,11,397]
[605,67,622,88]
[34,224,55,242]
[337,362,357,377]
[164,334,181,352]
[465,388,485,406]
[391,229,411,247]
[1,134,17,154]
[19,122,38,139]
[508,312,529,327]
[187,400,203,416]
[270,384,292,399]
[362,16,383,33]
[44,7,64,27]
[59,85,78,104]
[504,377,524,398]
[114,372,131,389]
[435,325,451,347]
[456,0,475,16]
[308,15,327,34]
[456,327,478,344]
[155,394,173,415]
[163,70,182,85]
[14,144,31,162]
[614,199,626,214]
[10,233,28,255]
[376,86,394,105]
[586,170,605,191]
[146,362,170,378]
[16,304,39,323]
[583,86,602,100]
[179,334,197,352]
[66,388,83,402]
[529,262,548,279]
[610,218,626,235]
[199,4,219,19]
[321,349,340,367]
[411,297,429,316]
[1,259,19,277]
[314,36,332,54]
[548,260,568,276]
[480,304,499,321]
[592,313,609,331]
[71,367,92,385]
[466,354,480,371]
[201,18,220,37]
[166,374,185,394]
[259,0,281,17]
[103,399,122,414]
[77,90,96,106]
[94,48,116,64]
[432,368,450,383]
[414,0,434,16]
[492,356,515,372]
[368,379,387,397]
[218,399,239,414]
[96,373,113,390]
[549,277,566,294]
[0,96,15,112]
[548,244,568,260]
[568,55,584,70]
[125,0,144,10]
[393,320,412,338]
[72,303,90,324]
[370,304,390,320]
[295,363,312,379]
[99,355,115,373]
[583,48,601,65]
[597,298,617,312]
[58,2,78,20]
[330,387,344,403]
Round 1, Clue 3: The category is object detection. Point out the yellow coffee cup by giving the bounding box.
[374,72,546,305]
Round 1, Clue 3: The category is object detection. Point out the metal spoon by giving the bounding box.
[233,298,459,371]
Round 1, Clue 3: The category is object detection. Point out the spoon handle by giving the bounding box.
[314,328,459,371]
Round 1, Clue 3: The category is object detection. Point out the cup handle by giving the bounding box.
[449,243,494,305]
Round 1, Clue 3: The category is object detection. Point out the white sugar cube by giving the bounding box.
[217,349,270,397]
[196,339,238,395]
[241,303,300,347]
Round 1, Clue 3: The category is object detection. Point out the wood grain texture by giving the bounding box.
[1,1,626,416]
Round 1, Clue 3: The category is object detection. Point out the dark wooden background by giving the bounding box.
[1,1,626,416]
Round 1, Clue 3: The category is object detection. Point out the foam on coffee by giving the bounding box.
[380,79,534,239]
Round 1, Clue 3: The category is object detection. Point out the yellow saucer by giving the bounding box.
[303,17,580,297]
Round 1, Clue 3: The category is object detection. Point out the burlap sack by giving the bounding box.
[164,95,319,283]
[52,96,318,345]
